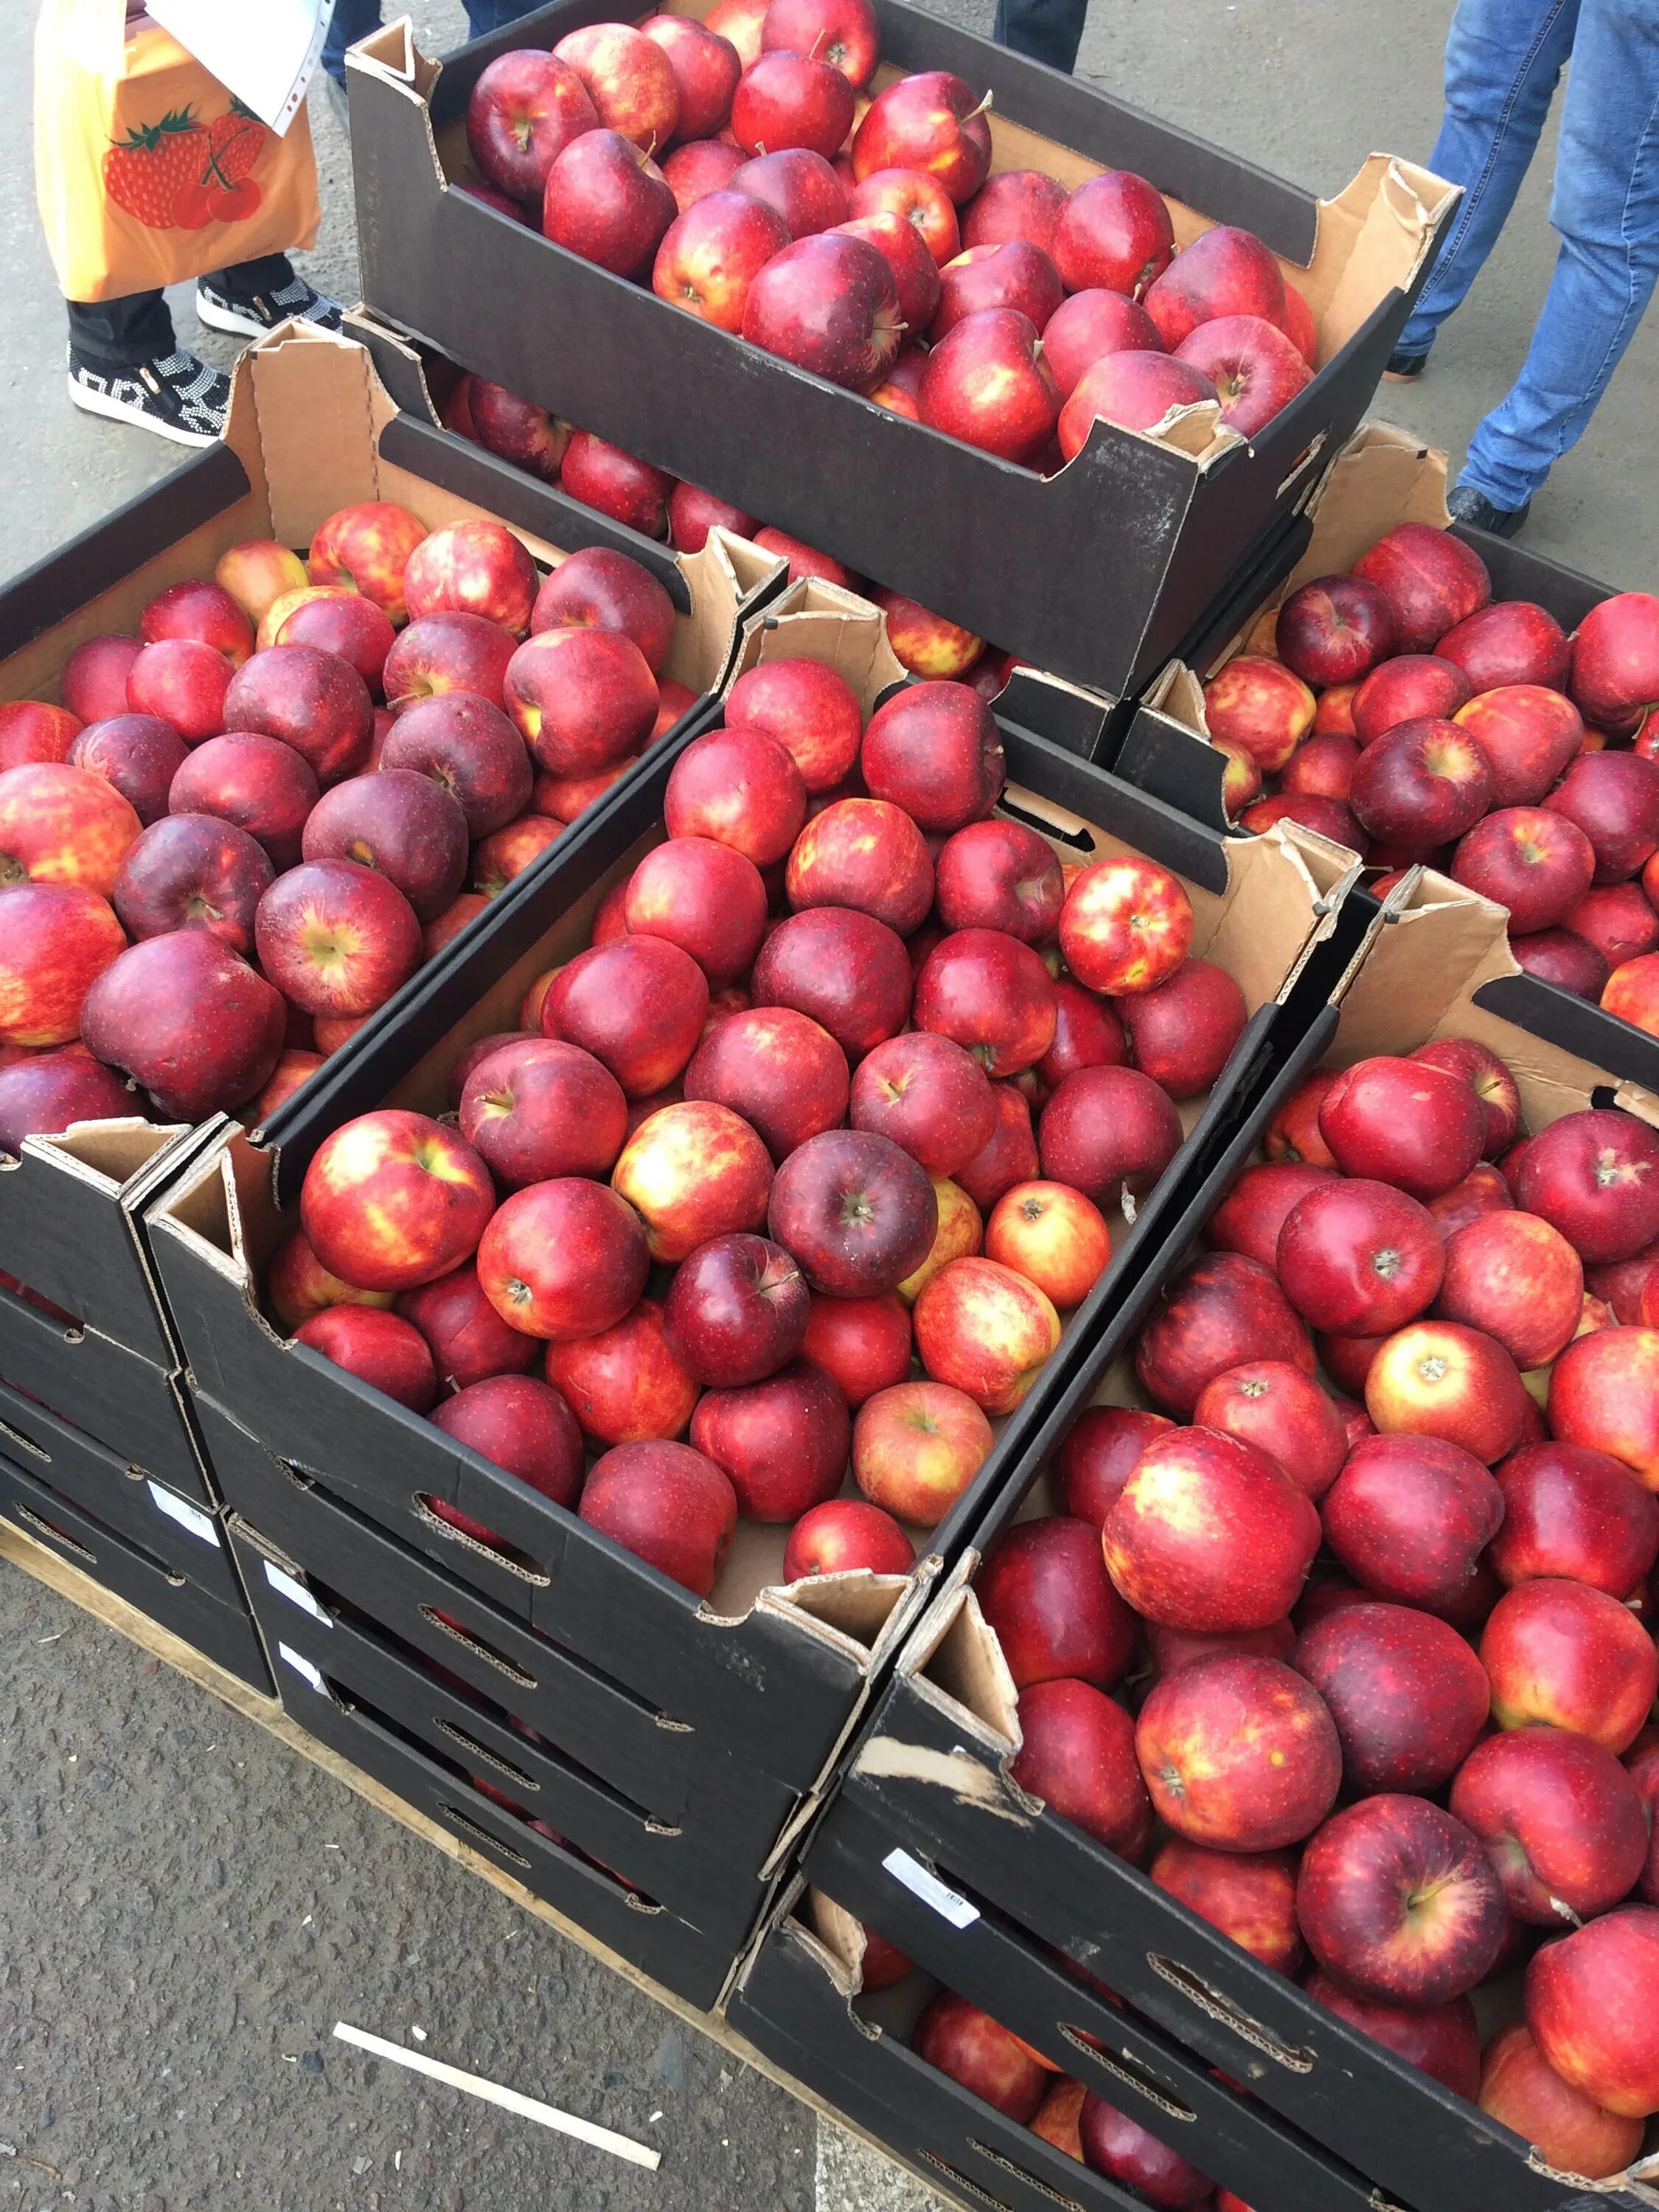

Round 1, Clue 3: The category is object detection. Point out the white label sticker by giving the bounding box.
[882,1848,980,1929]
[278,1642,326,1693]
[264,1559,330,1624]
[147,1481,220,1547]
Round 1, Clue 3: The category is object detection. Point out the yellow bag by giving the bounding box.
[34,0,321,305]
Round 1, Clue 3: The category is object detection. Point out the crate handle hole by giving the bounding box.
[968,2139,1088,2211]
[0,1417,49,1461]
[417,1604,538,1691]
[1061,2028,1195,2123]
[413,1492,552,1585]
[918,2152,1015,2210]
[434,1719,538,1793]
[11,1505,94,1562]
[1147,1954,1315,2073]
[439,1804,532,1869]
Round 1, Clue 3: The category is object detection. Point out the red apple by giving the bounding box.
[545,1295,699,1445]
[1526,1906,1659,2118]
[1059,855,1193,995]
[977,1514,1136,1688]
[984,1180,1110,1310]
[850,71,991,204]
[254,859,420,1019]
[268,1230,395,1331]
[111,813,273,953]
[1318,1054,1486,1199]
[1103,1423,1319,1630]
[469,380,571,482]
[1549,1324,1659,1486]
[1049,169,1173,295]
[1565,882,1659,970]
[1450,805,1594,934]
[397,1263,538,1391]
[689,1358,848,1519]
[543,935,709,1097]
[80,928,285,1117]
[552,22,679,147]
[403,521,537,639]
[1352,653,1473,746]
[742,232,902,392]
[1570,591,1659,736]
[264,591,395,702]
[61,635,140,726]
[1136,1652,1340,1850]
[1437,600,1571,694]
[383,611,518,713]
[561,431,677,539]
[911,1992,1045,2122]
[849,1031,996,1179]
[750,905,911,1059]
[852,1377,992,1523]
[1036,979,1127,1090]
[473,815,563,897]
[431,1377,585,1520]
[0,700,80,773]
[301,769,468,923]
[624,836,767,987]
[1409,1040,1521,1161]
[1451,1728,1649,1925]
[667,476,757,546]
[578,1439,737,1596]
[1134,1251,1314,1416]
[729,147,849,237]
[1293,1599,1489,1795]
[769,1127,936,1295]
[761,0,879,87]
[1296,1795,1504,2005]
[505,627,659,779]
[458,1037,627,1189]
[1208,1163,1337,1273]
[642,13,742,136]
[1275,574,1397,688]
[1364,1319,1529,1464]
[1492,1439,1659,1596]
[1306,1971,1482,2101]
[1149,1840,1301,1975]
[465,49,599,201]
[787,797,933,935]
[476,1176,650,1341]
[731,49,853,160]
[166,734,317,869]
[378,694,532,840]
[799,1290,911,1406]
[1436,1209,1584,1370]
[612,1098,772,1262]
[1192,1360,1348,1501]
[1058,350,1219,457]
[1282,731,1359,801]
[1012,1677,1152,1857]
[1545,750,1659,884]
[1353,522,1492,655]
[124,637,231,744]
[1320,1430,1503,1607]
[1479,2020,1645,2179]
[296,1305,437,1412]
[666,722,807,863]
[932,240,1062,338]
[653,188,793,330]
[0,762,139,896]
[0,883,122,1047]
[919,306,1060,464]
[1515,1109,1659,1263]
[1143,223,1285,349]
[849,166,958,262]
[1039,293,1161,408]
[661,1228,806,1388]
[1119,957,1248,1098]
[724,656,863,794]
[914,928,1057,1079]
[1276,1178,1444,1335]
[223,643,372,787]
[300,1110,493,1293]
[1349,717,1493,846]
[1050,1407,1170,1530]
[683,1003,849,1160]
[956,1079,1039,1213]
[784,1496,914,1579]
[1481,1577,1659,1752]
[1034,1064,1182,1221]
[1453,684,1584,807]
[1512,926,1610,997]
[1078,2098,1214,2210]
[0,1044,133,1153]
[1175,314,1311,436]
[65,714,185,827]
[962,167,1066,252]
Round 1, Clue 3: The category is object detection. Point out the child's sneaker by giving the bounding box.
[195,275,344,338]
[67,348,230,446]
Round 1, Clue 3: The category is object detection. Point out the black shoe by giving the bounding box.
[1382,347,1428,383]
[66,347,229,446]
[195,275,344,339]
[1448,482,1531,540]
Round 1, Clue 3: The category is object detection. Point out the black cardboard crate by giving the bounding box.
[229,1514,770,1947]
[204,1393,801,1875]
[0,1374,243,1608]
[147,582,1357,1812]
[816,872,1659,2212]
[226,1517,734,2012]
[737,1846,1386,2212]
[0,324,779,1452]
[1109,422,1659,1089]
[0,1454,270,1693]
[347,1,1455,702]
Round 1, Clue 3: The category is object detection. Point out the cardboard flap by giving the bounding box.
[150,1129,267,1298]
[726,586,908,713]
[350,18,428,97]
[1310,156,1459,345]
[246,328,383,551]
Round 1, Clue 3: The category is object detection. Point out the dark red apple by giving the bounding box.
[741,231,902,392]
[861,682,1004,832]
[1292,1599,1489,1793]
[1276,575,1397,687]
[1133,1251,1313,1415]
[683,1003,849,1160]
[977,1515,1136,1688]
[1119,957,1248,1098]
[577,1439,737,1596]
[111,813,274,953]
[1011,1677,1152,1857]
[749,905,912,1059]
[1450,1728,1649,1926]
[1321,1433,1503,1610]
[1276,1178,1444,1335]
[1305,1970,1481,2101]
[1296,1795,1505,2005]
[1051,169,1175,296]
[465,49,599,202]
[1436,600,1571,693]
[67,714,187,826]
[730,147,849,237]
[79,931,284,1118]
[1352,523,1492,654]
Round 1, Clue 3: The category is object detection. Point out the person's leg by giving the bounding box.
[65,291,230,446]
[196,254,344,338]
[324,0,384,85]
[992,0,1089,77]
[1394,0,1581,365]
[463,0,542,30]
[1458,0,1659,517]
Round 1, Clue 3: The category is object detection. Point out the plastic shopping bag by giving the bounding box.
[35,0,322,303]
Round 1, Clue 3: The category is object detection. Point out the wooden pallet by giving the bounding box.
[0,1520,942,2202]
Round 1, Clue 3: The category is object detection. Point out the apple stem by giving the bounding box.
[1120,1185,1138,1225]
[969,90,995,122]
[1546,1894,1585,1928]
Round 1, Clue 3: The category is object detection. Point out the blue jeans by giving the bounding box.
[324,0,534,84]
[1402,0,1659,510]
[992,0,1088,74]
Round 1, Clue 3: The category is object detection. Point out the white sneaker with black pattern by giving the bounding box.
[66,348,231,447]
[195,276,344,339]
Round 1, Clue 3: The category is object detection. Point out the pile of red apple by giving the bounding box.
[462,0,1319,479]
[1204,525,1659,1037]
[268,666,1259,1601]
[445,364,1026,696]
[0,501,692,1150]
[900,1036,1659,2194]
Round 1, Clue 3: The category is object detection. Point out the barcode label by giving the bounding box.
[264,1559,330,1624]
[882,1848,979,1929]
[147,1482,220,1546]
[278,1643,325,1693]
